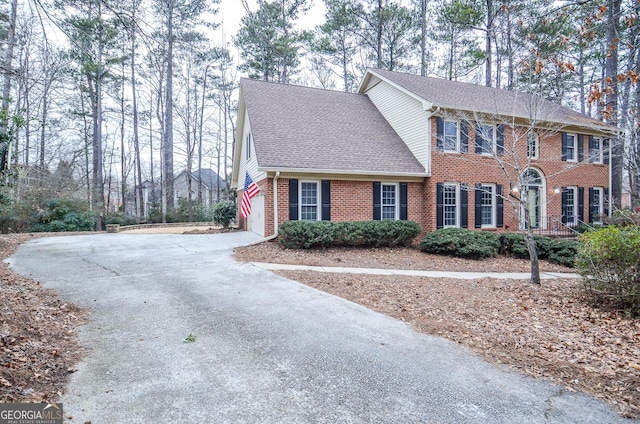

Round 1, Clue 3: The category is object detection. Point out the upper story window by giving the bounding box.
[443,120,460,152]
[436,117,468,153]
[589,136,603,164]
[562,133,577,162]
[245,133,252,161]
[528,131,539,159]
[475,123,495,155]
[381,183,398,220]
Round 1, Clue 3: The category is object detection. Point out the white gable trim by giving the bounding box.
[359,69,434,112]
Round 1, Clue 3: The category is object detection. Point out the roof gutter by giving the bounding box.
[258,167,427,179]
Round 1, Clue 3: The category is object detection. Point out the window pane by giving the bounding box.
[565,188,576,224]
[382,184,396,220]
[481,185,494,226]
[444,185,457,227]
[477,124,494,154]
[528,132,538,158]
[444,121,458,151]
[300,182,318,221]
[566,135,575,160]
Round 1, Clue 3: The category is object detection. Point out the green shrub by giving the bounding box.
[420,228,500,259]
[30,199,95,232]
[278,221,337,249]
[499,232,580,267]
[212,201,236,229]
[359,220,422,247]
[278,220,422,249]
[577,226,640,316]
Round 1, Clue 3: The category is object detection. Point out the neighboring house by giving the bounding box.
[173,168,226,208]
[231,69,614,238]
[138,179,161,217]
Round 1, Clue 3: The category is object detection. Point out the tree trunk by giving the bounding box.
[163,5,175,219]
[484,0,493,87]
[524,229,540,285]
[0,0,18,171]
[131,1,144,219]
[420,0,427,76]
[606,0,622,208]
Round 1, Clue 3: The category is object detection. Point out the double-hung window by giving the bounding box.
[589,137,603,164]
[381,183,398,220]
[476,123,496,155]
[480,184,496,227]
[443,120,459,152]
[563,186,578,225]
[300,181,319,221]
[443,183,459,227]
[589,187,603,223]
[565,133,577,162]
[528,131,539,159]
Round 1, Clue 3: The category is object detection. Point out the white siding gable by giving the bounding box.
[238,110,265,187]
[364,81,431,175]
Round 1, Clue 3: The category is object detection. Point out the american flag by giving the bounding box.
[240,172,261,218]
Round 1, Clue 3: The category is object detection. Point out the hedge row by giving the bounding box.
[278,220,422,249]
[419,228,580,267]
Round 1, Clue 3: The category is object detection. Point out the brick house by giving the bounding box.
[231,69,614,238]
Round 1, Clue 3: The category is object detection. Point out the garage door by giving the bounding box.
[248,193,265,237]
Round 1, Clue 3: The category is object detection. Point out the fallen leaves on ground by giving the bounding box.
[0,233,87,403]
[235,240,640,419]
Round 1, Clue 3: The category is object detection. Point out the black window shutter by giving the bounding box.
[603,139,610,164]
[475,123,483,154]
[436,183,444,229]
[578,134,584,162]
[436,117,444,152]
[561,132,568,161]
[460,121,468,153]
[399,182,408,220]
[460,184,468,228]
[588,187,595,223]
[496,185,504,228]
[561,187,568,224]
[604,188,609,216]
[321,180,331,221]
[474,184,482,228]
[373,182,381,220]
[496,125,504,156]
[289,179,299,221]
[578,187,585,222]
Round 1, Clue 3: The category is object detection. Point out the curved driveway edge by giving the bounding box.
[8,233,630,423]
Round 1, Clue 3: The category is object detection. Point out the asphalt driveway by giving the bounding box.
[7,232,630,423]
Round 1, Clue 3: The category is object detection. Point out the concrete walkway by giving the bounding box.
[250,262,582,280]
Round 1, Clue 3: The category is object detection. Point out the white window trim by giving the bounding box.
[528,131,539,160]
[590,137,603,164]
[480,183,497,228]
[299,180,321,221]
[566,133,577,162]
[443,182,460,228]
[592,187,604,223]
[443,120,461,153]
[477,123,497,156]
[565,186,578,224]
[380,182,399,221]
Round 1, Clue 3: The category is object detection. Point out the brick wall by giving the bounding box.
[240,118,608,236]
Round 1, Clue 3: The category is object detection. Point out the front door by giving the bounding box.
[527,186,540,228]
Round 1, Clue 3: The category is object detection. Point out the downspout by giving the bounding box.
[266,171,280,240]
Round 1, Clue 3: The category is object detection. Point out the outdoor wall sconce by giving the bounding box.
[553,186,561,194]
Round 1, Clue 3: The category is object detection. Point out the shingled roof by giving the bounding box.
[240,78,426,175]
[363,69,610,131]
